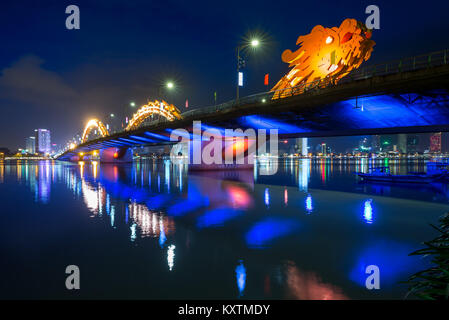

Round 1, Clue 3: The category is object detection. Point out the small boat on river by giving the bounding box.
[355,162,449,184]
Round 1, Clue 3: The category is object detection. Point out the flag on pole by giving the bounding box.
[264,73,269,86]
[185,99,189,108]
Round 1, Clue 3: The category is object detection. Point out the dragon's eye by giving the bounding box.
[341,32,353,43]
[325,36,333,44]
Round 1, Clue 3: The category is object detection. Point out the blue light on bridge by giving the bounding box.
[165,128,202,140]
[238,115,308,134]
[144,131,171,141]
[129,135,158,143]
[118,137,141,144]
[338,91,449,129]
[245,217,301,248]
[109,139,132,146]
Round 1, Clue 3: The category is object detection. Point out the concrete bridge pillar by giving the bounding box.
[99,147,133,163]
[185,137,256,171]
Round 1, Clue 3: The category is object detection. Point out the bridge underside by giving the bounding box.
[58,64,449,161]
[237,89,449,138]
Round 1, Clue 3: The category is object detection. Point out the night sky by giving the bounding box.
[1,0,449,151]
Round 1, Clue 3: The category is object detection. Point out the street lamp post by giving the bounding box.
[158,81,175,100]
[236,39,260,102]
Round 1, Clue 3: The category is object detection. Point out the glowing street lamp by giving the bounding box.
[251,39,260,47]
[130,102,136,107]
[110,113,115,118]
[236,38,261,101]
[166,81,174,89]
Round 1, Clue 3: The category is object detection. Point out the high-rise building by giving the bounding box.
[359,137,371,152]
[430,132,442,153]
[397,134,407,153]
[321,143,327,155]
[407,134,419,153]
[35,129,51,154]
[26,136,36,154]
[380,135,393,152]
[371,135,381,152]
[295,138,308,156]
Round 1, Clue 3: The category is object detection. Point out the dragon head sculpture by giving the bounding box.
[271,18,375,98]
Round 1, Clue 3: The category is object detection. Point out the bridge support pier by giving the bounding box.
[99,147,133,163]
[182,137,255,171]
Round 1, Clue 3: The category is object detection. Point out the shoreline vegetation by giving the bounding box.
[404,213,449,300]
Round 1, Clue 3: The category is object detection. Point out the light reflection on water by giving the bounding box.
[0,159,447,299]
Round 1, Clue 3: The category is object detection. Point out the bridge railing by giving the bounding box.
[342,49,449,81]
[181,49,449,119]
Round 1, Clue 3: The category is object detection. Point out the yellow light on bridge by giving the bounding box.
[69,143,76,150]
[82,119,109,143]
[79,152,84,156]
[126,100,182,131]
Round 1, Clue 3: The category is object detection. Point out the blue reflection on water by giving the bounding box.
[197,207,244,228]
[147,194,173,209]
[363,199,373,224]
[264,188,270,207]
[245,217,301,248]
[167,198,209,216]
[349,240,423,288]
[159,218,167,248]
[306,194,313,213]
[235,260,246,297]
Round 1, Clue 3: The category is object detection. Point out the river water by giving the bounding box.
[0,159,447,299]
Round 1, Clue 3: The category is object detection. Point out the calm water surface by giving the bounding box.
[0,159,447,299]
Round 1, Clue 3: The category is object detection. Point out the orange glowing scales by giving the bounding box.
[81,119,109,143]
[125,100,182,131]
[271,18,375,99]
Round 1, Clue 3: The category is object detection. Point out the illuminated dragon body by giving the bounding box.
[271,18,375,98]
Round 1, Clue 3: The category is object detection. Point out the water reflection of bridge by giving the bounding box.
[5,159,448,298]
